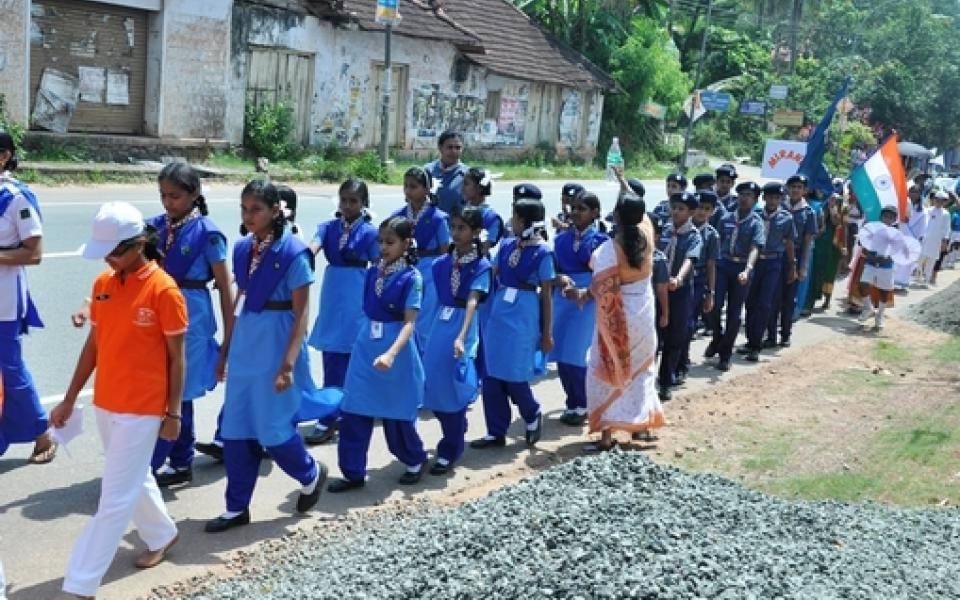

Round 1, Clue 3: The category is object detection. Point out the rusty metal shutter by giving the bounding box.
[30,0,148,134]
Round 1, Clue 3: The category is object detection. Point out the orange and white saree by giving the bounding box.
[586,238,665,434]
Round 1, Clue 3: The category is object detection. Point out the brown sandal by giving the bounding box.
[27,440,58,464]
[135,533,179,569]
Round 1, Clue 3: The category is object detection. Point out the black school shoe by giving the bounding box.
[304,424,338,446]
[704,340,719,358]
[296,463,328,513]
[204,509,251,533]
[398,466,424,485]
[327,478,366,493]
[194,442,223,462]
[470,436,506,449]
[762,338,777,349]
[735,344,751,355]
[429,460,452,476]
[779,336,792,347]
[717,359,731,371]
[154,467,192,488]
[525,414,544,446]
[559,410,588,426]
[744,349,760,362]
[658,386,672,402]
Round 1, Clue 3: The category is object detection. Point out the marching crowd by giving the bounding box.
[0,129,956,599]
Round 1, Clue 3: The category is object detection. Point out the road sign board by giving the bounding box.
[769,84,789,100]
[740,100,767,116]
[772,110,804,127]
[639,102,667,120]
[699,90,732,112]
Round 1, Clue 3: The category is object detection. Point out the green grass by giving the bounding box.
[738,429,798,473]
[933,336,960,364]
[820,368,895,396]
[872,340,911,365]
[772,472,883,503]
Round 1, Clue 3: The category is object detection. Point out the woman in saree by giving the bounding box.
[581,192,665,451]
[804,191,846,312]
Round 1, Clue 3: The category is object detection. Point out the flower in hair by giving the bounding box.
[279,200,292,219]
[479,173,492,187]
[478,229,489,243]
[430,178,441,195]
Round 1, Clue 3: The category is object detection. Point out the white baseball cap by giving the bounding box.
[80,202,145,259]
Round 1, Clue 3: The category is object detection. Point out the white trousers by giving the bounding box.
[62,408,177,597]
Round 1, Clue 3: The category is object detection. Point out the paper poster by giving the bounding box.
[106,70,129,105]
[78,66,105,103]
[761,140,808,180]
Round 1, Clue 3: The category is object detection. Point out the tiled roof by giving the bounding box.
[441,0,615,90]
[306,0,614,90]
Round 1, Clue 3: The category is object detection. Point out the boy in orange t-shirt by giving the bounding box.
[51,202,186,599]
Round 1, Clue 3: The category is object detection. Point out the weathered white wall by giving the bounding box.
[0,0,30,125]
[156,0,233,139]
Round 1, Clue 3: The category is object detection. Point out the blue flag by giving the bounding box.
[797,77,850,198]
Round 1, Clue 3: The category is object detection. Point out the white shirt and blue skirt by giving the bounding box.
[337,263,428,482]
[549,225,608,415]
[391,205,450,353]
[307,214,379,388]
[422,251,492,465]
[220,232,339,513]
[146,212,226,473]
[0,175,46,456]
[480,239,555,439]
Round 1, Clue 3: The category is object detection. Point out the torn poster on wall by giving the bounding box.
[106,70,130,105]
[412,84,483,140]
[496,96,527,145]
[78,66,105,103]
[32,68,80,133]
[558,89,582,147]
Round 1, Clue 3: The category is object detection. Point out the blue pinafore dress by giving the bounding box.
[307,215,379,353]
[341,264,425,422]
[148,214,224,400]
[221,233,340,446]
[483,239,556,383]
[549,225,608,367]
[391,205,450,353]
[422,252,492,412]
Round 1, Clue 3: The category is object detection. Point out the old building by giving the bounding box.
[0,0,614,160]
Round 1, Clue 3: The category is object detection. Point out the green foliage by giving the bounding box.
[601,16,690,164]
[299,151,389,184]
[0,94,25,151]
[243,101,299,161]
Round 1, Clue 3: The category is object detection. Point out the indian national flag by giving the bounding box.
[849,136,907,222]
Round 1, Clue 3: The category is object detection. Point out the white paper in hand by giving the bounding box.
[51,404,85,455]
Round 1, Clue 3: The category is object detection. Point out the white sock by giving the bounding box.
[861,297,874,313]
[220,510,244,519]
[301,469,320,495]
[526,415,542,431]
[435,457,450,467]
[312,423,328,433]
[406,463,422,474]
[573,407,587,416]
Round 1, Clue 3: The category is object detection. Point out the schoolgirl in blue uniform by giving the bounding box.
[0,132,55,464]
[147,162,233,486]
[205,181,336,533]
[462,167,504,253]
[655,192,702,401]
[471,199,555,449]
[392,167,450,353]
[328,216,428,492]
[552,191,608,426]
[305,178,380,445]
[422,207,492,474]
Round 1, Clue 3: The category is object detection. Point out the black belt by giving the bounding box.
[263,300,293,311]
[727,256,748,263]
[178,279,210,290]
[865,255,894,268]
[443,300,468,309]
[758,252,782,260]
[505,283,538,291]
[338,259,369,268]
[0,244,22,250]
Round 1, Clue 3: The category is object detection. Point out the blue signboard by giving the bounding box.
[740,100,767,116]
[699,90,732,112]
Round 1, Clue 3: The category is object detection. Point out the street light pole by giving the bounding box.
[679,0,713,173]
[379,23,393,167]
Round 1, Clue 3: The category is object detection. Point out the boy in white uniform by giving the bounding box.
[859,206,908,329]
[918,191,951,285]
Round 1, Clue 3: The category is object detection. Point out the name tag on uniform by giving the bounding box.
[503,287,518,304]
[234,294,246,317]
[370,321,384,340]
[439,306,455,321]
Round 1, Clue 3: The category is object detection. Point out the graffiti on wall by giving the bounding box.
[412,84,484,139]
[316,69,368,146]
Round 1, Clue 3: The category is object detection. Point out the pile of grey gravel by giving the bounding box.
[906,279,960,335]
[183,452,960,599]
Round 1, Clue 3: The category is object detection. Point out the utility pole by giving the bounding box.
[379,23,393,167]
[789,0,802,74]
[679,0,713,173]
